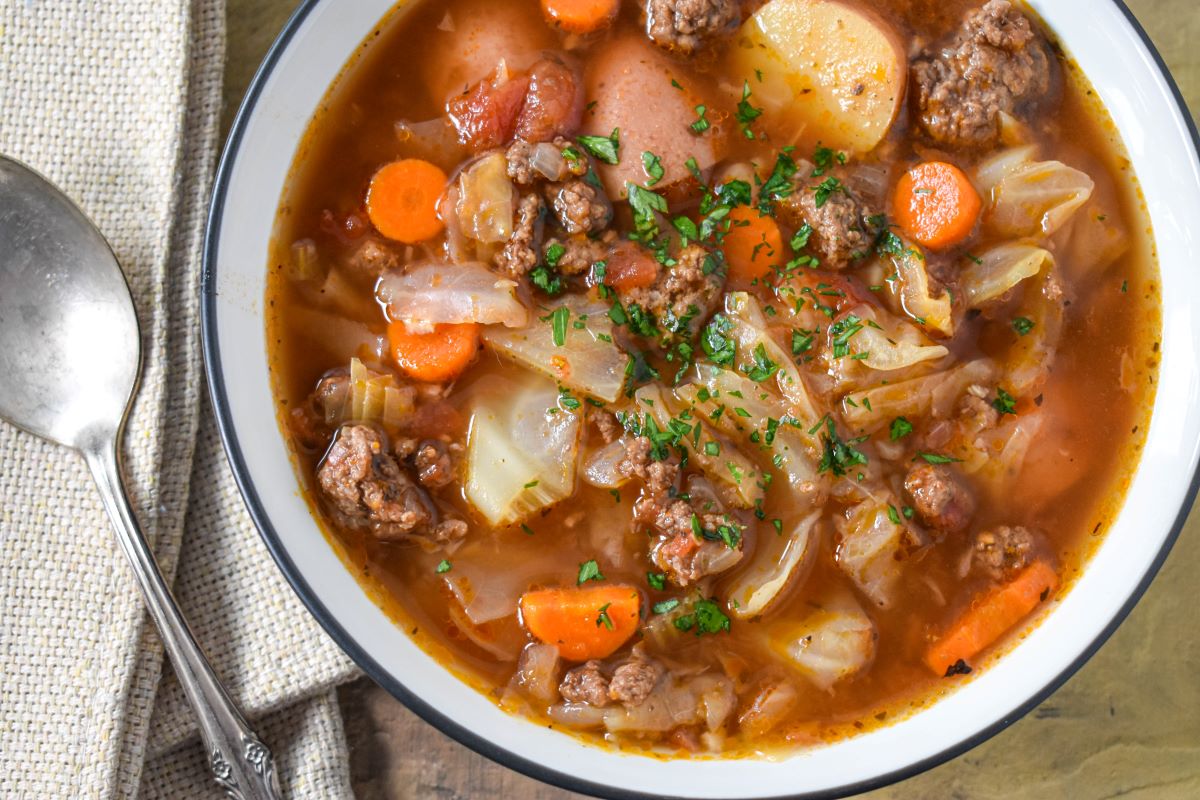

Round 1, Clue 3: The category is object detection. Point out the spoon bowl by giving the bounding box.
[0,155,282,800]
[0,157,139,449]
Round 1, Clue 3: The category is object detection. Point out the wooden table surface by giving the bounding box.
[223,2,1200,797]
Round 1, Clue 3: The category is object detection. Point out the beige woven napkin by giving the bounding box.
[0,2,359,797]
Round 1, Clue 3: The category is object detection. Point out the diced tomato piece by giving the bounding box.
[516,58,584,142]
[447,70,531,152]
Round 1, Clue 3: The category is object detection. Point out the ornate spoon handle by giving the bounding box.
[85,438,283,800]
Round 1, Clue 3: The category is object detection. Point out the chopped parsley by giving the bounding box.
[1012,316,1035,336]
[887,504,902,525]
[992,387,1017,416]
[435,559,452,574]
[690,104,711,133]
[701,314,737,366]
[829,313,864,358]
[792,328,815,356]
[642,150,665,185]
[816,417,869,476]
[647,571,667,591]
[529,264,564,296]
[758,151,799,213]
[673,597,731,636]
[596,603,614,630]
[626,182,668,242]
[551,306,570,346]
[890,417,914,440]
[813,176,843,208]
[577,559,605,585]
[523,480,540,488]
[917,451,963,464]
[744,343,780,382]
[577,128,620,165]
[811,144,845,176]
[735,80,763,138]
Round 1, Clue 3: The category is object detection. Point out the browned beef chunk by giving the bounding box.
[413,439,454,489]
[644,0,740,54]
[289,373,351,450]
[505,139,540,186]
[345,238,401,280]
[547,232,613,276]
[622,244,724,340]
[560,661,611,706]
[780,175,882,270]
[495,193,545,279]
[904,463,976,535]
[959,387,1001,434]
[318,425,434,540]
[592,409,622,444]
[911,0,1056,150]
[973,525,1036,580]
[607,658,663,706]
[549,178,613,235]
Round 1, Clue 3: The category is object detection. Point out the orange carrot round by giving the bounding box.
[519,585,641,661]
[723,205,783,287]
[924,560,1059,676]
[388,321,480,383]
[893,161,981,250]
[540,0,620,34]
[366,159,447,244]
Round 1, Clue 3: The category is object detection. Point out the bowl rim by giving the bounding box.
[202,2,1200,798]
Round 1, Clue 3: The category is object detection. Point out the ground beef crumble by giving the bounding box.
[973,525,1037,580]
[911,0,1056,149]
[644,0,741,54]
[904,463,976,535]
[495,193,545,279]
[780,173,883,270]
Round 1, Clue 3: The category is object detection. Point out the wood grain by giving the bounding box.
[222,1,1200,796]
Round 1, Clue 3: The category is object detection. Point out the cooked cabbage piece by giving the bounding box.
[550,672,736,736]
[726,511,821,620]
[635,384,764,509]
[723,292,822,425]
[676,365,821,503]
[975,146,1095,238]
[826,304,949,392]
[769,588,876,691]
[960,243,1054,308]
[377,261,528,332]
[888,244,954,337]
[834,493,909,607]
[1006,269,1066,395]
[842,359,999,432]
[729,0,905,153]
[482,295,628,403]
[318,358,415,433]
[464,373,581,526]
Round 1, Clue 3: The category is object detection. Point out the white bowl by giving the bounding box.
[202,1,1200,796]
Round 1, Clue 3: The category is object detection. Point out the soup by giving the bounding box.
[267,0,1160,755]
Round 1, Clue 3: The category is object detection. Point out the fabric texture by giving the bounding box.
[0,2,359,798]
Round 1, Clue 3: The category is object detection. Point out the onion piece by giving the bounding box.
[456,152,516,243]
[464,372,581,526]
[514,643,561,704]
[482,294,628,403]
[726,510,821,620]
[530,142,568,181]
[377,261,528,332]
[582,439,631,489]
[738,678,801,738]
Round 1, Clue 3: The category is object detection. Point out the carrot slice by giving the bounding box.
[925,560,1059,676]
[519,585,641,661]
[893,161,981,250]
[723,205,784,288]
[387,321,480,383]
[366,159,447,244]
[540,0,620,34]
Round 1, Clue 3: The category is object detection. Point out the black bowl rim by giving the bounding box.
[201,2,1200,798]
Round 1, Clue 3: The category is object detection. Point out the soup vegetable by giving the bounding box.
[268,0,1159,754]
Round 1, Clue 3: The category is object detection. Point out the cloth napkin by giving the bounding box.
[0,2,360,797]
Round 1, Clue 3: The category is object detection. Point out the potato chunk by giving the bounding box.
[728,0,905,154]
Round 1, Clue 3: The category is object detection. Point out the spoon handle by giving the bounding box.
[84,439,284,800]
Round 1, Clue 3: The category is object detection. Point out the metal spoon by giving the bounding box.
[0,155,283,800]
